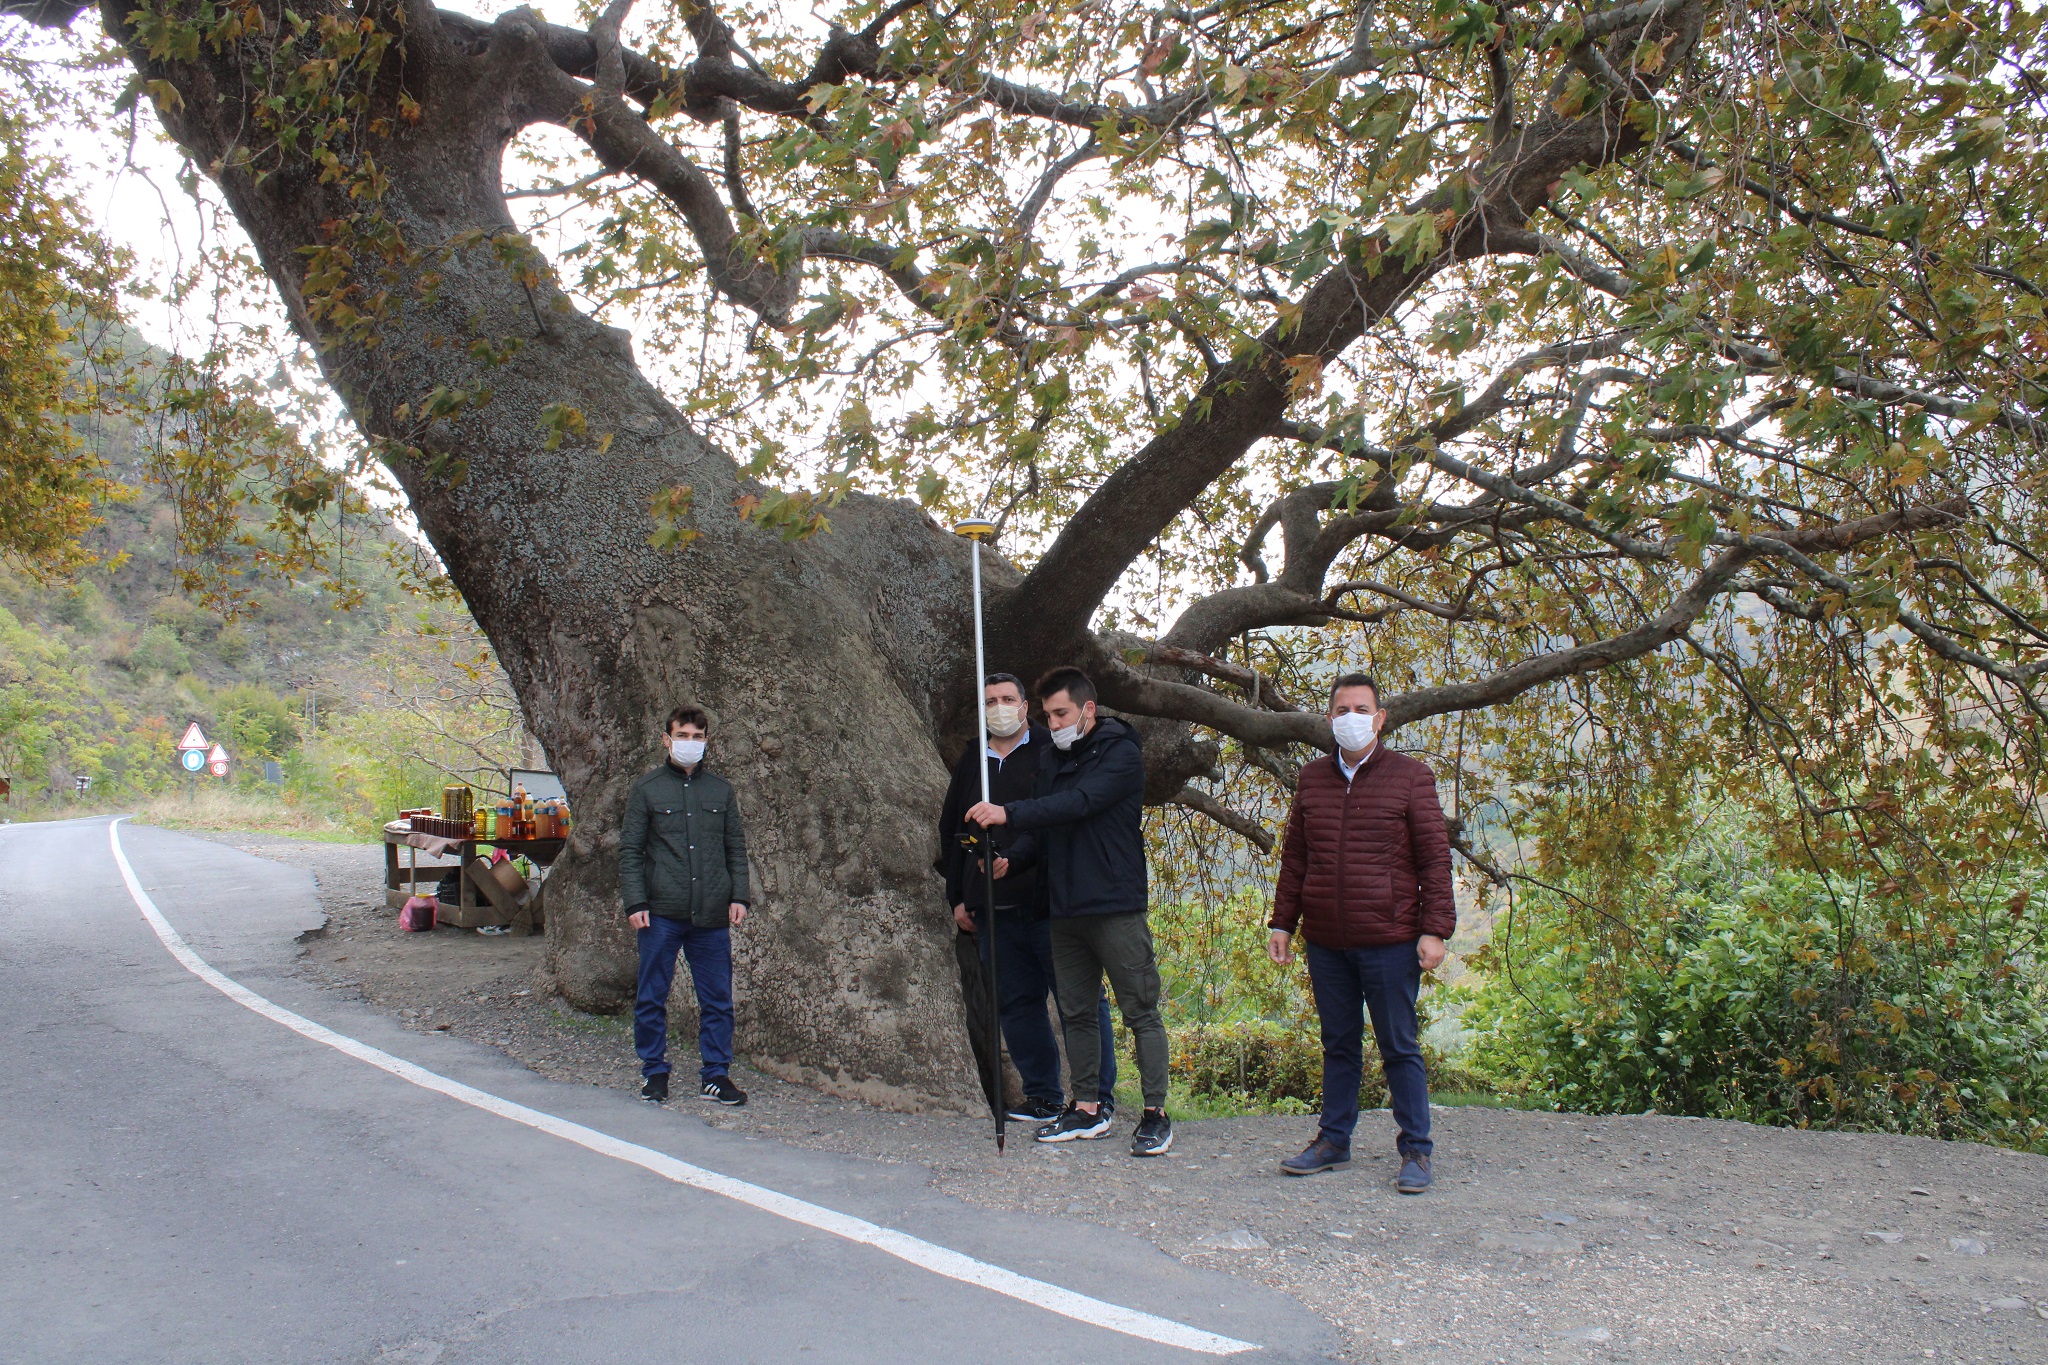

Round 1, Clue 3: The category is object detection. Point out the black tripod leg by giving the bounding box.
[984,852,1004,1152]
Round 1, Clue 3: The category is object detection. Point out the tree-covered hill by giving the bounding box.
[0,332,417,801]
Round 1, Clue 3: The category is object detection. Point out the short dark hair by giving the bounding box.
[1035,665,1096,707]
[1328,672,1379,707]
[666,705,711,733]
[984,672,1028,698]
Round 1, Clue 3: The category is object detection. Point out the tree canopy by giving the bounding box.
[0,52,128,580]
[8,0,2048,898]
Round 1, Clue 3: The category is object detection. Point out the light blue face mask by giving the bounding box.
[670,738,706,765]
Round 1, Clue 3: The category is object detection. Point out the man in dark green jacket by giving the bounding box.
[621,705,751,1106]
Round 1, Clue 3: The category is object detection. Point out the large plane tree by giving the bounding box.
[9,0,2044,1103]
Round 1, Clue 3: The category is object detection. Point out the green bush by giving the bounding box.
[1153,1019,1490,1115]
[1462,830,2048,1151]
[124,623,191,676]
[1171,1020,1331,1112]
[212,683,299,764]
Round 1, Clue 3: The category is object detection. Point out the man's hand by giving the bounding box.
[1267,929,1294,965]
[991,856,1010,879]
[953,903,975,932]
[965,801,1008,827]
[628,910,651,931]
[730,902,748,926]
[1417,934,1447,971]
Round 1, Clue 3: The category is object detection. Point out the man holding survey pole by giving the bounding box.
[936,673,1118,1123]
[967,666,1173,1157]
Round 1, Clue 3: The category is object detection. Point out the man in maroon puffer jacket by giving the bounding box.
[1268,672,1455,1192]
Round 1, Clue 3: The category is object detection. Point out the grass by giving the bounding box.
[4,789,366,842]
[1112,1071,1316,1120]
[1432,1089,1532,1109]
[546,1005,633,1034]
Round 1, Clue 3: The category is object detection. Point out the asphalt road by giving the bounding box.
[0,817,1337,1365]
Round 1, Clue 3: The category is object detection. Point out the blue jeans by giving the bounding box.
[1305,939,1431,1157]
[974,908,1116,1105]
[636,916,735,1082]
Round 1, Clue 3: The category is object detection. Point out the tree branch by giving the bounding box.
[999,34,1702,661]
[492,11,799,321]
[1168,785,1276,853]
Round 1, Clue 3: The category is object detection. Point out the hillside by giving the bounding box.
[0,333,427,804]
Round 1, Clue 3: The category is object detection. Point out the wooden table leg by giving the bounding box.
[463,859,521,921]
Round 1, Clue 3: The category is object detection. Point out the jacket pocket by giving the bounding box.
[648,807,689,902]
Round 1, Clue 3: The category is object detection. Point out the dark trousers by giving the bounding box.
[1051,911,1168,1109]
[635,916,735,1082]
[1305,939,1431,1156]
[975,908,1116,1105]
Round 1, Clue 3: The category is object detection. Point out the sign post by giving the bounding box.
[177,723,209,805]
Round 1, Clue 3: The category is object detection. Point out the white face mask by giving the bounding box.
[986,701,1026,739]
[669,738,706,766]
[1050,722,1083,750]
[1331,711,1379,753]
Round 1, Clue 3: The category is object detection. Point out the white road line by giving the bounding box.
[106,819,1258,1357]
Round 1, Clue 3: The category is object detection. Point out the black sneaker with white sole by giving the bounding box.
[700,1075,747,1106]
[640,1073,670,1103]
[1007,1097,1063,1123]
[1129,1108,1173,1157]
[1034,1103,1113,1142]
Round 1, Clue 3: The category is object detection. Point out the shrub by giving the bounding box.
[212,683,298,763]
[1155,1018,1490,1115]
[124,623,191,676]
[1462,827,2048,1151]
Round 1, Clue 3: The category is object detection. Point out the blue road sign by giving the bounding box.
[181,749,205,773]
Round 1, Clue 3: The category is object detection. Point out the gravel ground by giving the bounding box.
[194,831,2048,1365]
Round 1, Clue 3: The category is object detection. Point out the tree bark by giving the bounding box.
[107,0,1023,1106]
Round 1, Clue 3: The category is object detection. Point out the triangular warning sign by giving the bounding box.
[207,743,229,763]
[178,722,208,751]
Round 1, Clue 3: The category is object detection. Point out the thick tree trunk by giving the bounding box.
[118,3,1013,1107]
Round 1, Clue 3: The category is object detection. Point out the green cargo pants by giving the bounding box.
[1050,910,1169,1109]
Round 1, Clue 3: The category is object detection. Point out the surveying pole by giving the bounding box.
[954,518,1005,1153]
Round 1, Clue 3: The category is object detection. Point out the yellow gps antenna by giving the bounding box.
[954,516,1003,1151]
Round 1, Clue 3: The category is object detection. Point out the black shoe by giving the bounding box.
[1034,1103,1113,1142]
[1098,1098,1116,1123]
[700,1075,747,1106]
[1280,1138,1351,1176]
[1130,1108,1173,1157]
[640,1073,670,1103]
[1396,1151,1432,1193]
[1008,1097,1063,1123]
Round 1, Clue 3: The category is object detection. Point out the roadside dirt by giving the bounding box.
[199,831,2048,1365]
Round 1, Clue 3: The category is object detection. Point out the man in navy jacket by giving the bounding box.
[936,673,1118,1122]
[968,666,1173,1157]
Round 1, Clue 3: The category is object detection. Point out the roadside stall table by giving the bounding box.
[382,823,566,935]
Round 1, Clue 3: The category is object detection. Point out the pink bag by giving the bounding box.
[399,896,438,932]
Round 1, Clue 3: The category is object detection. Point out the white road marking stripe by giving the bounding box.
[107,819,1258,1357]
